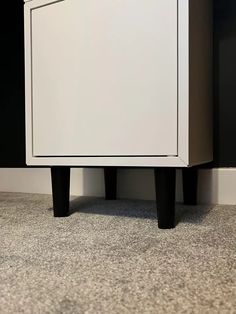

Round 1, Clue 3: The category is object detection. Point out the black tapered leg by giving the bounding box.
[182,167,198,205]
[51,167,70,217]
[154,168,176,229]
[104,167,117,200]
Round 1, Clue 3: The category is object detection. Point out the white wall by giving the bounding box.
[0,168,236,205]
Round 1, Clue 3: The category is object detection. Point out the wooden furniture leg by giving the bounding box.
[51,166,70,217]
[182,167,198,205]
[154,168,176,229]
[104,167,117,200]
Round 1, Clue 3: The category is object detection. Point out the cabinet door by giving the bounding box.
[31,0,178,156]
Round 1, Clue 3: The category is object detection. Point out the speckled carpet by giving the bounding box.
[0,192,236,314]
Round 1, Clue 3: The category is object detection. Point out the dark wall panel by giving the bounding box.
[0,2,26,167]
[214,0,236,166]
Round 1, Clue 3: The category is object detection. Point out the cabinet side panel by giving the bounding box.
[189,0,213,166]
[24,3,34,165]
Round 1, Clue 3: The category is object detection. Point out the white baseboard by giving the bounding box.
[0,168,236,205]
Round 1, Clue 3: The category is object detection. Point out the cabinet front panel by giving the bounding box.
[31,0,178,157]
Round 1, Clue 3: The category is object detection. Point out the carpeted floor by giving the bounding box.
[0,192,236,314]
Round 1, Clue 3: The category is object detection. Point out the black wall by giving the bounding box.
[214,0,236,166]
[0,1,236,167]
[0,2,25,167]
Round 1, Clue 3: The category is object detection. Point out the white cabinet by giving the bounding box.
[24,0,212,167]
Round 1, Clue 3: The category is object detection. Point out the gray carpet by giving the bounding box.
[0,192,236,314]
